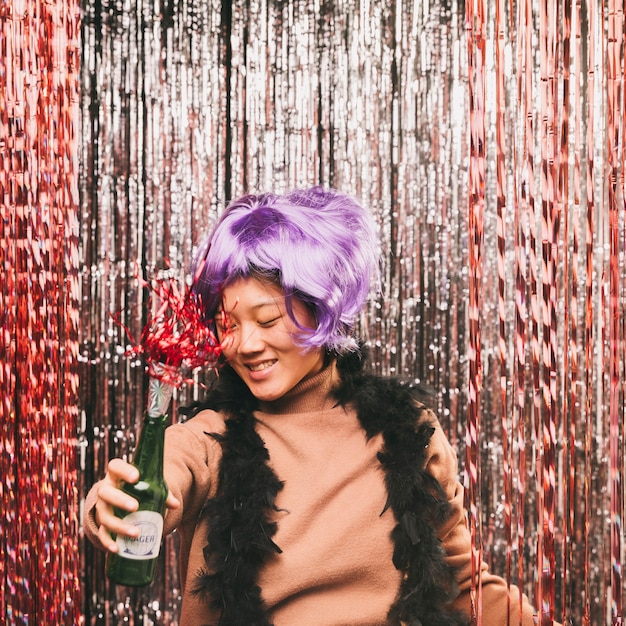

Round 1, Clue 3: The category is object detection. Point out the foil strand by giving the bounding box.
[583,1,597,623]
[607,2,623,623]
[494,0,512,621]
[559,0,572,620]
[465,0,486,622]
[566,1,582,619]
[538,0,558,620]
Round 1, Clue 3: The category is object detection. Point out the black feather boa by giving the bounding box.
[184,351,469,626]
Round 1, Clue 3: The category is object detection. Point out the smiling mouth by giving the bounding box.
[246,360,277,372]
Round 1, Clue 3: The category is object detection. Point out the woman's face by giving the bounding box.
[215,277,325,402]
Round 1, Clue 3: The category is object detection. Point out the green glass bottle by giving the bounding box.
[106,377,172,587]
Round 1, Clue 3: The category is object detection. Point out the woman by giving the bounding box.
[84,187,546,625]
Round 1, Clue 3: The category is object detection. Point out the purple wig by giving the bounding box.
[192,187,380,352]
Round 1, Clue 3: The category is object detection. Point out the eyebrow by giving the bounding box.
[214,299,282,316]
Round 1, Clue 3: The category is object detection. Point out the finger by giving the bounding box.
[95,510,140,553]
[107,458,140,484]
[97,482,139,512]
[95,499,141,548]
[94,481,139,544]
[96,505,140,538]
[96,521,119,553]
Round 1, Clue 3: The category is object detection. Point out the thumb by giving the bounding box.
[166,490,180,509]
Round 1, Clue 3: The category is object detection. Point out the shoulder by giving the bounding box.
[166,408,228,453]
[178,365,256,420]
[346,373,437,438]
[420,413,461,500]
[342,361,457,478]
[334,349,435,421]
[175,406,228,430]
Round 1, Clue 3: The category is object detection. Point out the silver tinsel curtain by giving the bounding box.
[1,0,625,625]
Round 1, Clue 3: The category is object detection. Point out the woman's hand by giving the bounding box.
[94,458,180,553]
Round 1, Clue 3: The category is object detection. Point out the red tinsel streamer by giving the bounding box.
[584,1,597,623]
[538,0,558,620]
[524,2,544,622]
[559,0,573,621]
[115,268,222,388]
[512,0,526,619]
[568,2,582,621]
[465,0,486,622]
[513,0,534,622]
[494,0,512,621]
[607,2,623,623]
[0,1,81,625]
[583,2,604,626]
[622,2,626,615]
[554,0,576,622]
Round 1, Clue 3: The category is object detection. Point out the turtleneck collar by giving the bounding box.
[256,360,341,415]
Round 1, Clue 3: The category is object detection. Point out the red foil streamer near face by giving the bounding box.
[0,1,81,624]
[115,270,222,388]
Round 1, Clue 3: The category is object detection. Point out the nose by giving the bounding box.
[236,322,264,354]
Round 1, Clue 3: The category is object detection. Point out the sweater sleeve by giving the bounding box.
[423,417,542,626]
[160,416,222,533]
[82,410,223,551]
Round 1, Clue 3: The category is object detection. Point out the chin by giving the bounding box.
[246,384,281,402]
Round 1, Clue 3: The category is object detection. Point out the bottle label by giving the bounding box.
[115,510,164,560]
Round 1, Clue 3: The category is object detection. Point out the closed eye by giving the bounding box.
[258,317,280,328]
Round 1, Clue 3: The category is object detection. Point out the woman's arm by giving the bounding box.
[82,410,223,552]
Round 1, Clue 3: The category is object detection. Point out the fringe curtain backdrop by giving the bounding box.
[0,1,82,625]
[1,0,625,625]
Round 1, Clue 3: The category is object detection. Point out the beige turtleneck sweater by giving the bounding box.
[84,364,541,625]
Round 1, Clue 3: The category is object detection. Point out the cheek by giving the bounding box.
[217,330,237,358]
[291,303,317,330]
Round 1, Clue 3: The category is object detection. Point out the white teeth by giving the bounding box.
[248,361,275,372]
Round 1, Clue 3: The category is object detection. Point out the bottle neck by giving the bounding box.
[132,413,167,479]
